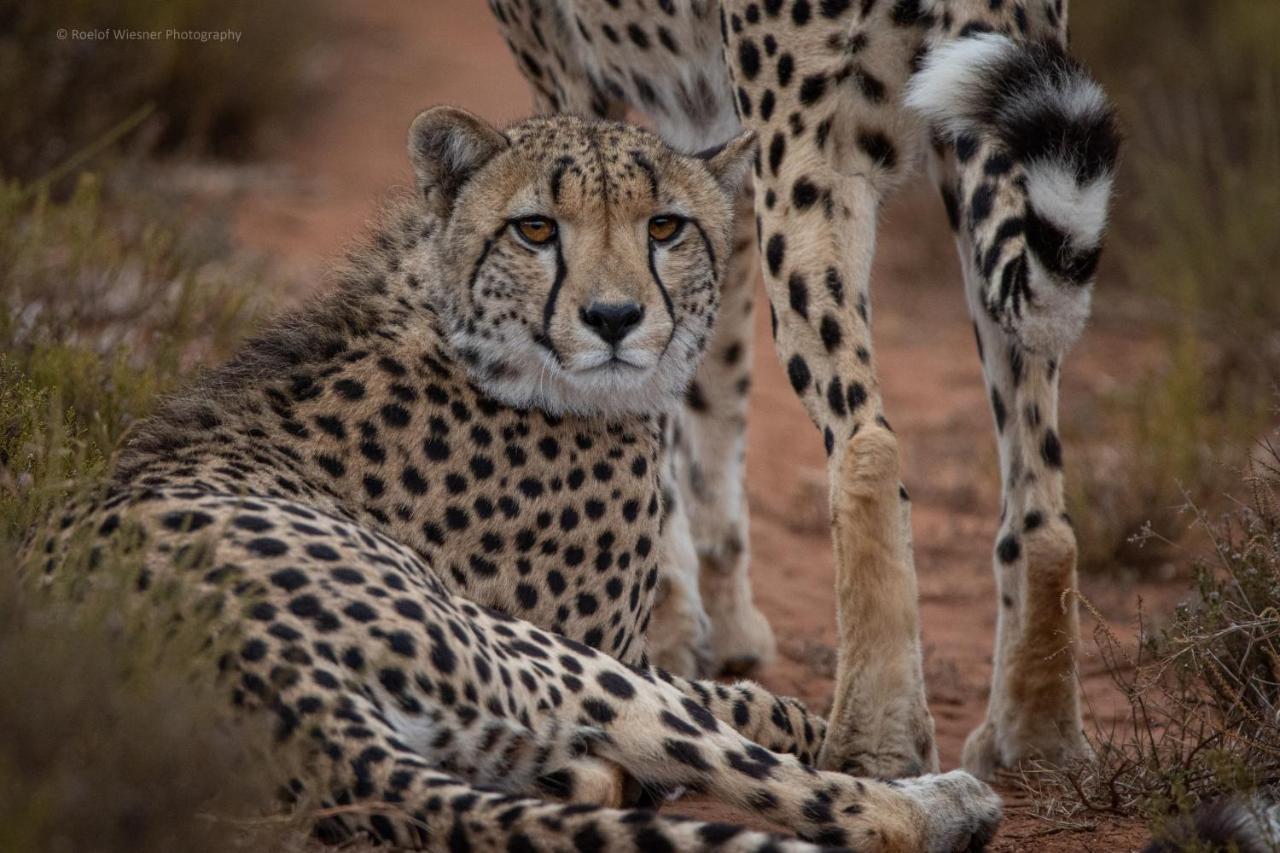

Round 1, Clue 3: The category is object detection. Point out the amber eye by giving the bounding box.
[648,215,684,243]
[514,217,557,245]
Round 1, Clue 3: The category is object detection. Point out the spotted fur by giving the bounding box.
[38,110,1001,851]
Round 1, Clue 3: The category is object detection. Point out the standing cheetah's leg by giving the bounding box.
[669,184,777,677]
[647,423,717,678]
[906,1,1120,776]
[723,0,938,779]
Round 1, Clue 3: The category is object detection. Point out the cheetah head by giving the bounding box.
[407,107,753,418]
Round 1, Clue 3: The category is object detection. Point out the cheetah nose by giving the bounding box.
[580,301,644,345]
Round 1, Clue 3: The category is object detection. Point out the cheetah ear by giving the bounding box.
[696,130,757,196]
[409,106,508,218]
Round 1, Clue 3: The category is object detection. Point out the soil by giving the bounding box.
[233,4,1169,850]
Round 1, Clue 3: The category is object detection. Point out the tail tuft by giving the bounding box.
[907,33,1121,355]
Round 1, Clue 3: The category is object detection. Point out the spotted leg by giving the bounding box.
[297,610,1000,852]
[670,185,777,676]
[647,416,717,677]
[907,1,1120,775]
[722,0,940,778]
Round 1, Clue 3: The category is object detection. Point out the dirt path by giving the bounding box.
[235,5,1159,849]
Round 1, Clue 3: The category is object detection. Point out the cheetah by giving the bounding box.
[490,0,1121,779]
[39,109,1002,851]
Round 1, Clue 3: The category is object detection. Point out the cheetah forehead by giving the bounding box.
[496,116,714,215]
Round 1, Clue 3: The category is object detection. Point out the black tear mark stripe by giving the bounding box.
[690,219,719,282]
[467,223,510,298]
[539,240,569,363]
[646,236,678,332]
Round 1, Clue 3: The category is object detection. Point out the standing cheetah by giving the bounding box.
[490,0,1120,778]
[40,110,1001,850]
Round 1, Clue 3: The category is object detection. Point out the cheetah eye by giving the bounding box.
[513,217,557,245]
[648,215,684,243]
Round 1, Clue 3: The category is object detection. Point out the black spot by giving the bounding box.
[664,739,711,770]
[824,267,844,306]
[846,381,868,411]
[777,53,794,87]
[1042,429,1063,467]
[247,537,288,557]
[582,698,616,723]
[333,378,365,400]
[990,387,1007,432]
[970,183,994,225]
[826,378,847,416]
[738,39,761,79]
[786,355,811,394]
[765,234,786,277]
[315,454,345,478]
[997,534,1022,563]
[799,74,827,105]
[857,131,897,169]
[819,314,842,352]
[788,272,809,319]
[597,670,635,699]
[768,132,786,176]
[791,177,819,210]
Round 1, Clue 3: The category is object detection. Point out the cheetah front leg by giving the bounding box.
[723,0,939,778]
[906,0,1119,775]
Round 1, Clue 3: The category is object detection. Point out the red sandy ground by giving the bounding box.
[234,4,1167,850]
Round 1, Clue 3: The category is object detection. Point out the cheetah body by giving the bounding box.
[44,111,1002,851]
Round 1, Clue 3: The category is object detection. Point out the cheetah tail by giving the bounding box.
[905,32,1121,356]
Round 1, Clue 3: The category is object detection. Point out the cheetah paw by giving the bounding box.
[898,771,1003,853]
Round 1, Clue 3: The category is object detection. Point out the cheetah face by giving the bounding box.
[408,108,753,418]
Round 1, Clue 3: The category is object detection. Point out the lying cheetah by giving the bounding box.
[40,110,1000,850]
[491,0,1120,778]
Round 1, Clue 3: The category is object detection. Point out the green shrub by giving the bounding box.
[0,174,269,536]
[0,176,292,852]
[0,0,325,181]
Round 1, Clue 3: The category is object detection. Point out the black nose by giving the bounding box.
[580,301,644,345]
